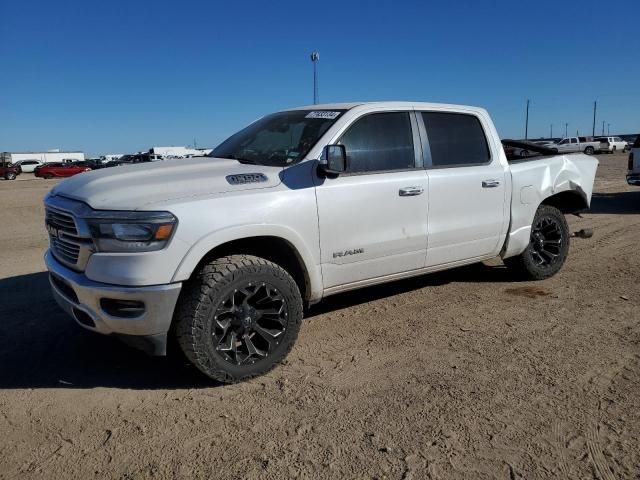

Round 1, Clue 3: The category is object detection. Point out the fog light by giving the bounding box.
[100,299,145,318]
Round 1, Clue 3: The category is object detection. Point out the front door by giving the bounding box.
[315,111,429,288]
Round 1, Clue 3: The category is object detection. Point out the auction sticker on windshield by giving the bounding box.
[305,111,341,119]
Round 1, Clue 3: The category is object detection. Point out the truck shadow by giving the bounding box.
[0,272,211,390]
[588,191,640,214]
[0,262,517,390]
[308,262,519,317]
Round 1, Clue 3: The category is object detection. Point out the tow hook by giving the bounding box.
[571,228,593,239]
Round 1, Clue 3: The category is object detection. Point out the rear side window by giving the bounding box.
[421,112,490,167]
[339,112,415,173]
[633,136,640,148]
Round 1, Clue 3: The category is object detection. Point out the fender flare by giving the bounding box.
[171,224,324,301]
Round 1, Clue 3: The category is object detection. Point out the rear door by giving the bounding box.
[315,110,429,288]
[417,111,508,266]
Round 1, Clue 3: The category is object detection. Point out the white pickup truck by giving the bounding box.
[628,136,640,186]
[545,136,605,155]
[44,102,598,383]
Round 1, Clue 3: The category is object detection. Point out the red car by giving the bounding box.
[0,161,19,180]
[34,162,91,179]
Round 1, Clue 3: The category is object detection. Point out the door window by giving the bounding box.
[339,112,415,173]
[421,112,490,167]
[571,138,578,144]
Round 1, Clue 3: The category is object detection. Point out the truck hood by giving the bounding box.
[49,157,283,210]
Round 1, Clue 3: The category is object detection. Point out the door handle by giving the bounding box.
[399,186,424,196]
[482,180,501,188]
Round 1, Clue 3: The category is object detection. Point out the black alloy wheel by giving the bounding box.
[529,216,563,268]
[503,204,570,280]
[174,254,303,383]
[212,281,288,366]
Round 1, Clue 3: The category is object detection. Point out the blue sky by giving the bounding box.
[1,0,638,155]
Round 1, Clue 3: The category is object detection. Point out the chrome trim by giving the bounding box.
[398,186,424,196]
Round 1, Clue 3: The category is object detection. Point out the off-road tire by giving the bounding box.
[503,205,570,280]
[174,254,303,383]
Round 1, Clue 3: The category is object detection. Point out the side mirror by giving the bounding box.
[319,144,347,175]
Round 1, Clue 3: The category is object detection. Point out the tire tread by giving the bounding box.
[174,254,303,383]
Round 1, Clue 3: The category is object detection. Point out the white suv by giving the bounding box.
[595,136,628,154]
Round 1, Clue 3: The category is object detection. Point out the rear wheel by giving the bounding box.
[174,254,303,383]
[44,173,54,179]
[584,146,595,155]
[504,205,570,280]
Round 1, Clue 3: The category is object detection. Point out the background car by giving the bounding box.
[34,162,91,179]
[13,159,43,173]
[76,159,108,170]
[106,153,153,167]
[595,136,627,153]
[0,161,20,180]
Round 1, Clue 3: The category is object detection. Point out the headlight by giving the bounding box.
[86,211,177,252]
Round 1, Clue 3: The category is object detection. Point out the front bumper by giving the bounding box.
[627,174,640,186]
[45,250,182,355]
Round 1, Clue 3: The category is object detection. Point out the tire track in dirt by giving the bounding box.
[587,424,616,480]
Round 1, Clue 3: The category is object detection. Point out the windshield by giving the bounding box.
[210,110,346,166]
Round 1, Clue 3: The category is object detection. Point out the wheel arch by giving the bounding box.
[540,189,589,214]
[172,227,322,303]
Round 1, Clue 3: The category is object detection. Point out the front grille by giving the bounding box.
[44,197,93,271]
[50,236,81,264]
[45,208,78,235]
[45,206,85,268]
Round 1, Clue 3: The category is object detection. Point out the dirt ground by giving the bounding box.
[0,153,638,479]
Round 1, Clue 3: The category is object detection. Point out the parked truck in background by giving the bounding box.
[628,136,640,186]
[43,102,598,383]
[545,136,604,155]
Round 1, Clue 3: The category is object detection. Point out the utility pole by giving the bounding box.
[525,99,530,140]
[194,138,197,149]
[592,101,597,137]
[550,124,553,138]
[602,120,605,136]
[310,52,320,105]
[565,123,568,137]
[607,123,610,135]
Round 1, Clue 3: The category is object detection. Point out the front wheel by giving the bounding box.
[584,146,595,155]
[503,205,570,280]
[174,254,303,383]
[43,173,54,179]
[4,172,16,180]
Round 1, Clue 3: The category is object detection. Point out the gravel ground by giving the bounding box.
[0,153,638,479]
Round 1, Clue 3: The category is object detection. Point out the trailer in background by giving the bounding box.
[1,151,85,165]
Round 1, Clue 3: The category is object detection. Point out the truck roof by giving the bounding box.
[285,101,488,115]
